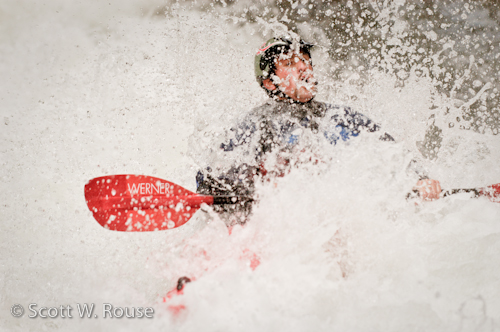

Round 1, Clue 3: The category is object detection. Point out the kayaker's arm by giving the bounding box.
[339,107,442,200]
[196,164,259,225]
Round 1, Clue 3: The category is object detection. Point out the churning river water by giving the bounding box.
[1,1,499,331]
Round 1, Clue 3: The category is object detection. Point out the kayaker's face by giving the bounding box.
[265,51,317,103]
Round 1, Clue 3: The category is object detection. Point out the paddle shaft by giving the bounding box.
[409,183,499,200]
[442,188,481,197]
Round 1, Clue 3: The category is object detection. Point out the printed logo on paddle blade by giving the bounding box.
[127,182,172,196]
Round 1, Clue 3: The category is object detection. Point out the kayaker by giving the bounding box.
[196,35,442,224]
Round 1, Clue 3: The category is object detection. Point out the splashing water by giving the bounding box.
[1,1,499,331]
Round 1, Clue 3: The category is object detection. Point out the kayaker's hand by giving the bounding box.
[415,179,442,200]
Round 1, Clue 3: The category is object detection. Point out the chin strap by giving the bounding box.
[265,84,286,101]
[270,92,314,105]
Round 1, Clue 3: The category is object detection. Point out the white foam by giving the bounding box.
[1,1,499,331]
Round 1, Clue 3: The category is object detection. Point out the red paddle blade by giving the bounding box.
[482,183,500,203]
[84,175,214,232]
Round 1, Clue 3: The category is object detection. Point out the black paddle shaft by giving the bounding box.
[407,187,481,199]
[212,196,254,205]
[442,188,481,197]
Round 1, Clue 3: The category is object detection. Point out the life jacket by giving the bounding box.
[196,99,393,225]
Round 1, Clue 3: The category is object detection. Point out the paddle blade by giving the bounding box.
[481,183,500,203]
[84,175,213,232]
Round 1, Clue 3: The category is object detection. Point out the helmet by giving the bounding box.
[254,36,314,85]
